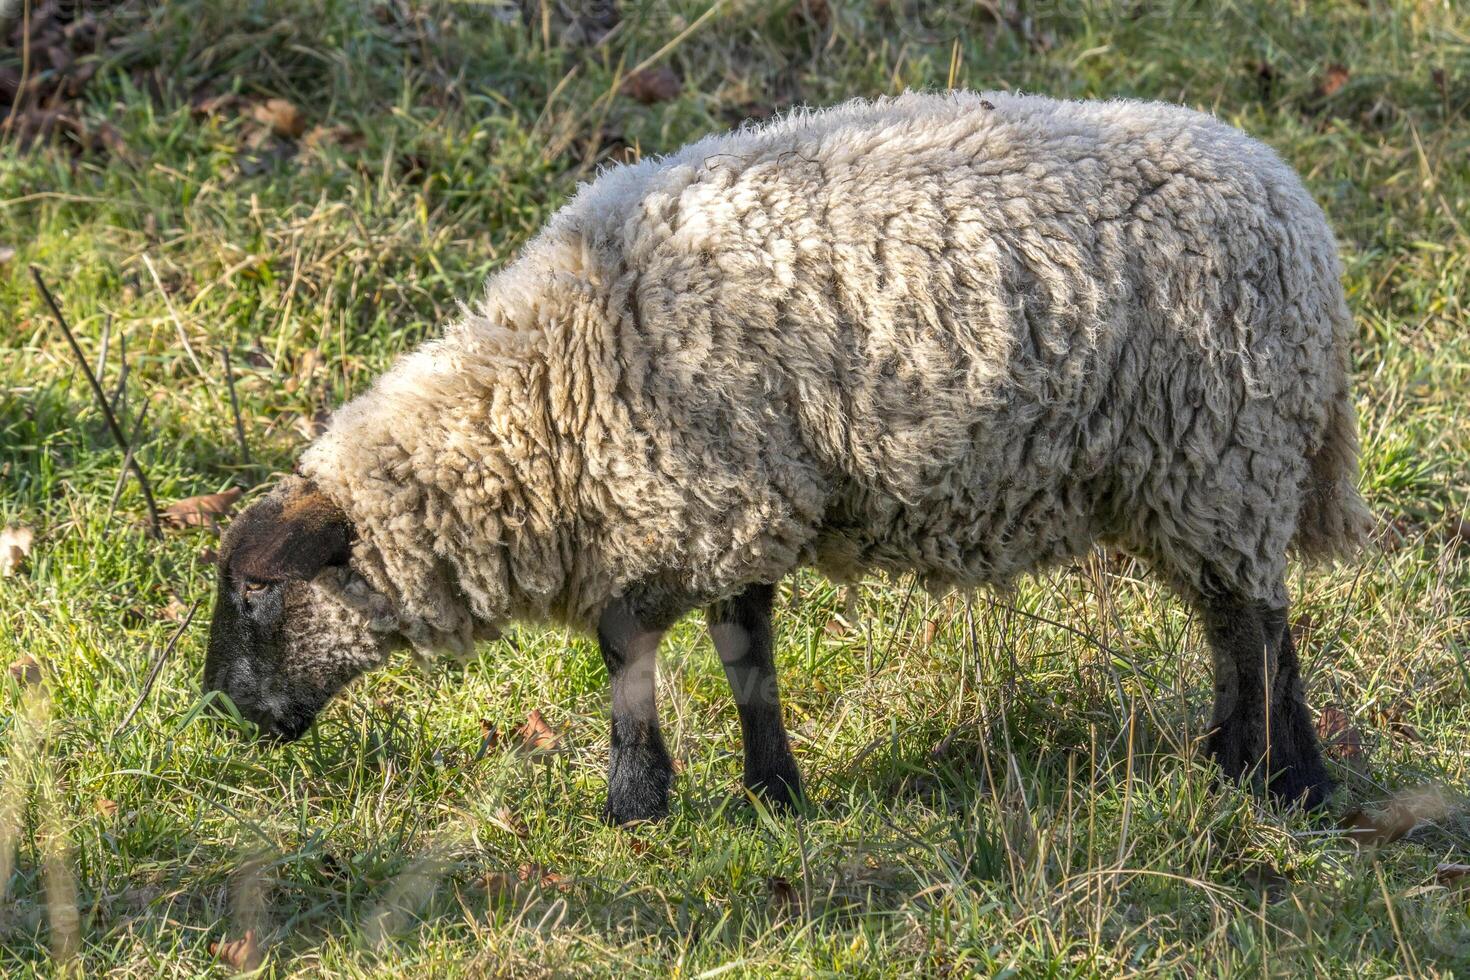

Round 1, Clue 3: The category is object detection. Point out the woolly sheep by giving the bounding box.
[204,91,1370,822]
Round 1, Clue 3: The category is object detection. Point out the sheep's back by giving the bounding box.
[544,92,1348,598]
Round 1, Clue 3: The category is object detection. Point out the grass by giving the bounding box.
[1,0,1468,974]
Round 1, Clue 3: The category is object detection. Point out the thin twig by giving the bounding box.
[31,266,162,539]
[112,599,200,738]
[221,346,252,467]
[107,398,152,521]
[109,329,129,418]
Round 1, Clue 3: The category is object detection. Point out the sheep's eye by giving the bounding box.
[241,580,270,598]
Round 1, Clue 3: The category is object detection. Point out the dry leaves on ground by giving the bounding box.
[1316,706,1367,765]
[482,870,516,903]
[251,98,306,138]
[766,875,801,922]
[1,525,35,576]
[517,709,561,752]
[1435,863,1470,890]
[209,929,263,972]
[1316,63,1351,99]
[302,124,365,153]
[95,798,118,818]
[518,863,572,892]
[160,487,242,530]
[1344,803,1420,846]
[8,655,42,686]
[494,806,529,839]
[621,66,681,104]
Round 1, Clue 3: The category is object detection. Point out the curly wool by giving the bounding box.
[299,91,1370,653]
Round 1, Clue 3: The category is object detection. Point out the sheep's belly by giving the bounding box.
[808,454,1106,590]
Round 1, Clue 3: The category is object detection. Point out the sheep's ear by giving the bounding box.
[227,481,353,584]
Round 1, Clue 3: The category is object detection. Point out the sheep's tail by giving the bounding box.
[1292,382,1372,561]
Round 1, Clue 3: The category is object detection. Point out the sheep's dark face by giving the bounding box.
[204,477,390,741]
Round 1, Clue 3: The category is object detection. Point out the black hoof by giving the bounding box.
[1267,765,1334,811]
[603,770,672,827]
[747,763,805,813]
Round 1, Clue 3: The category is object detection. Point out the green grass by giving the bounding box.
[2,0,1469,974]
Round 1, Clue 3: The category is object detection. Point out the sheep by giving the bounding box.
[204,91,1370,823]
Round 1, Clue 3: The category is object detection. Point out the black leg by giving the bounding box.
[598,597,676,826]
[707,583,804,810]
[1200,586,1332,809]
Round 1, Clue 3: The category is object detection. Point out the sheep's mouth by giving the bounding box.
[204,690,315,743]
[253,713,313,743]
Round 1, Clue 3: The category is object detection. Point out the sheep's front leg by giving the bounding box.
[707,583,804,810]
[1201,588,1332,809]
[598,599,675,825]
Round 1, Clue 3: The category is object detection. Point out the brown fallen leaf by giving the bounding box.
[1343,803,1418,846]
[517,709,561,752]
[1316,63,1351,100]
[824,617,847,638]
[671,757,686,775]
[8,655,41,686]
[0,245,15,266]
[252,98,306,138]
[1374,701,1422,743]
[478,718,502,753]
[1435,863,1470,890]
[161,487,243,530]
[1432,67,1449,103]
[95,797,118,818]
[1316,706,1366,765]
[922,619,939,645]
[1443,513,1469,549]
[621,66,681,105]
[192,92,243,117]
[302,124,365,152]
[1289,612,1314,647]
[766,875,800,921]
[292,407,331,442]
[92,120,129,159]
[629,838,650,857]
[1242,862,1291,903]
[209,929,263,972]
[198,547,219,566]
[517,863,572,892]
[319,851,344,880]
[494,806,529,839]
[482,870,516,902]
[163,598,190,622]
[283,349,319,394]
[1,525,35,577]
[1251,59,1278,100]
[790,0,831,28]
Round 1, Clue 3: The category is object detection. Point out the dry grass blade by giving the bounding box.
[112,599,201,737]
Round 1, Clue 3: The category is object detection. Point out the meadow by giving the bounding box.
[1,0,1468,975]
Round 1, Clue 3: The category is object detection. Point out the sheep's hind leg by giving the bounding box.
[1201,584,1332,809]
[707,583,804,811]
[598,597,680,825]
